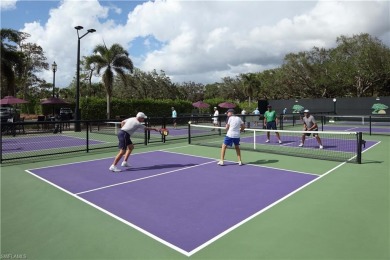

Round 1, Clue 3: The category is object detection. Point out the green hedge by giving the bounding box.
[80,98,196,120]
[25,97,243,119]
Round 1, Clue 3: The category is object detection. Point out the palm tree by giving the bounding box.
[85,43,133,119]
[241,73,261,106]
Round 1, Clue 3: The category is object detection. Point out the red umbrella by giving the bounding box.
[192,101,210,108]
[218,102,236,108]
[0,96,28,105]
[41,97,69,105]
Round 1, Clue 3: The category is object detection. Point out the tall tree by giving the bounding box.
[85,43,134,119]
[18,42,49,99]
[241,73,260,105]
[330,33,390,97]
[0,29,28,96]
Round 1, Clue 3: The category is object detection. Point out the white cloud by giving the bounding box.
[14,0,390,88]
[0,0,17,10]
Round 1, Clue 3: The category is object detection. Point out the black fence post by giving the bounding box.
[357,132,363,164]
[188,123,191,144]
[86,121,89,153]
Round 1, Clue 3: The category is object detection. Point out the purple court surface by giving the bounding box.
[28,151,319,254]
[2,135,105,154]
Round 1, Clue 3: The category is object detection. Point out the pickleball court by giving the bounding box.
[27,150,320,255]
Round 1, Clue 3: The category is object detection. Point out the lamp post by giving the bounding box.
[75,25,96,131]
[51,61,57,115]
[52,61,57,97]
[333,98,337,114]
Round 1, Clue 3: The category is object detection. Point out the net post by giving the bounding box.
[357,132,362,164]
[369,115,372,135]
[86,121,89,153]
[145,119,149,145]
[253,131,256,150]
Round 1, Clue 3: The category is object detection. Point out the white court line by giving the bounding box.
[25,169,191,256]
[27,150,164,171]
[25,143,380,256]
[187,156,355,256]
[162,149,318,177]
[75,160,215,195]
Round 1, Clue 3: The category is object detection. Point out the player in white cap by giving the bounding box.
[109,112,159,172]
[299,109,323,149]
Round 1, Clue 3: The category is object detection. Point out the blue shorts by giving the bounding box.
[266,121,277,130]
[118,130,133,150]
[223,136,240,147]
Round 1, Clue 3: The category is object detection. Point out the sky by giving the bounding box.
[1,0,389,88]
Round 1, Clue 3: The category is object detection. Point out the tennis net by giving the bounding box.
[321,115,390,135]
[188,124,363,163]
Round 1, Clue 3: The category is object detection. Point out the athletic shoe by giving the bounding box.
[121,161,130,167]
[278,140,282,144]
[217,161,224,166]
[298,143,304,147]
[265,139,270,143]
[109,165,121,172]
[319,145,324,149]
[238,161,243,166]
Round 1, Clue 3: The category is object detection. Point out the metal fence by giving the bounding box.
[2,113,387,164]
[0,115,215,163]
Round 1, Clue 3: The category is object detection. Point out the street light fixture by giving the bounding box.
[333,98,337,114]
[52,61,57,98]
[51,61,57,116]
[75,25,96,131]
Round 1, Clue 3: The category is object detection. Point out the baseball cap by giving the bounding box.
[303,109,309,113]
[227,108,235,113]
[136,112,147,118]
[214,107,217,109]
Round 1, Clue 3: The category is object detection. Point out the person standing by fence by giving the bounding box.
[263,105,282,144]
[171,107,177,129]
[212,107,219,129]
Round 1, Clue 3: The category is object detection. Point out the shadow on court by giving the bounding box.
[123,163,198,171]
[249,159,279,165]
[361,160,384,164]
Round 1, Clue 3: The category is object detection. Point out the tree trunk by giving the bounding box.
[106,94,111,119]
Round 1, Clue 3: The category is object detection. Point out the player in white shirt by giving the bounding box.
[109,112,159,172]
[218,109,245,166]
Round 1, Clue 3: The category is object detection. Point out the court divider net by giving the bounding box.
[188,123,363,163]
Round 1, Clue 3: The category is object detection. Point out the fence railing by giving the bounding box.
[2,114,388,163]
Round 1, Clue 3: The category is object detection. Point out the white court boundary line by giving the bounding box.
[161,148,318,177]
[25,168,190,256]
[25,142,381,257]
[75,160,215,195]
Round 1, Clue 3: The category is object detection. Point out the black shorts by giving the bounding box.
[118,130,133,150]
[266,121,277,130]
[304,129,319,136]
